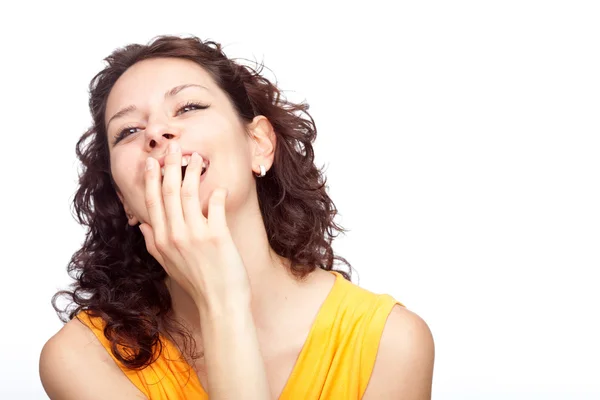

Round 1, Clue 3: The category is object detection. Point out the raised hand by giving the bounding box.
[138,142,251,311]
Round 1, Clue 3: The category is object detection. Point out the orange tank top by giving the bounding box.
[76,270,404,399]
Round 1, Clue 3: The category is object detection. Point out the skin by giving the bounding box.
[108,58,312,336]
[39,57,435,399]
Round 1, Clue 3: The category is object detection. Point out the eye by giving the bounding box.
[113,125,140,145]
[175,101,209,116]
[111,102,209,145]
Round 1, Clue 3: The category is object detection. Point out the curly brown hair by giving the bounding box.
[52,34,352,370]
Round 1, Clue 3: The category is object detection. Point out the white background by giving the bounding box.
[0,1,598,399]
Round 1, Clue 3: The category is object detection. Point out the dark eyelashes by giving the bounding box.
[175,101,210,116]
[112,101,210,145]
[113,124,140,145]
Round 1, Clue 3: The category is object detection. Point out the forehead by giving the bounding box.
[105,57,217,121]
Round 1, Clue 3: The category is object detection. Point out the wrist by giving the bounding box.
[195,295,252,321]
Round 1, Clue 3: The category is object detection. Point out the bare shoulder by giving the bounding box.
[39,317,147,400]
[362,305,435,400]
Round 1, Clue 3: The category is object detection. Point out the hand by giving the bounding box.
[138,142,251,311]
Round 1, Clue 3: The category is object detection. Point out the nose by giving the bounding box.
[144,116,180,150]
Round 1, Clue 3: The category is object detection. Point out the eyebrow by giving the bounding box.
[106,83,209,130]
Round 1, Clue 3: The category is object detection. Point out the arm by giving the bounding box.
[198,301,272,400]
[39,319,148,400]
[138,148,272,399]
[362,305,435,400]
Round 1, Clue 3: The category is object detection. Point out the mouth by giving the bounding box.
[160,156,209,182]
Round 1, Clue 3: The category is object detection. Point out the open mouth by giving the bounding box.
[182,163,208,179]
[160,158,209,182]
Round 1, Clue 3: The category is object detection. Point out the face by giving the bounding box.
[104,57,274,225]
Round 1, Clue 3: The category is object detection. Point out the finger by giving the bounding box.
[207,187,230,235]
[144,156,168,244]
[162,142,186,241]
[139,223,166,267]
[181,152,208,227]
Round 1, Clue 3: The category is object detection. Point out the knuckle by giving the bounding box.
[192,232,218,245]
[190,232,203,244]
[168,230,186,247]
[162,184,177,197]
[154,236,168,252]
[180,185,195,199]
[205,233,223,245]
[145,197,158,209]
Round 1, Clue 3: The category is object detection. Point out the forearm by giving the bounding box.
[198,302,271,400]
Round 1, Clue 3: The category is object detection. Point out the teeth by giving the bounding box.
[159,160,209,176]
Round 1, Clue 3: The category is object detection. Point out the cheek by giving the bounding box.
[110,152,142,199]
[198,133,255,216]
[111,156,127,186]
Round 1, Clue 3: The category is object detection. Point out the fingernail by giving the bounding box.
[169,142,180,154]
[191,152,199,164]
[146,157,154,170]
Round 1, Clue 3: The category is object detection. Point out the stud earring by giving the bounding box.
[254,165,266,178]
[126,213,133,219]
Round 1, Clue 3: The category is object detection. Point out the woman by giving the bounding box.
[39,35,434,399]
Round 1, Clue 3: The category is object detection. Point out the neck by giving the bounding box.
[165,191,303,336]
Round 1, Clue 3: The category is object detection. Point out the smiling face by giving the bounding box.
[105,57,274,225]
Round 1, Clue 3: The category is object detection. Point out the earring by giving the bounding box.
[254,165,266,178]
[126,213,133,219]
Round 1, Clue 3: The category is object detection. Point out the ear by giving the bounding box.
[247,115,276,175]
[117,190,139,226]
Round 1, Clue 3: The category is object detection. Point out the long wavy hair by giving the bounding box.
[52,34,352,370]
